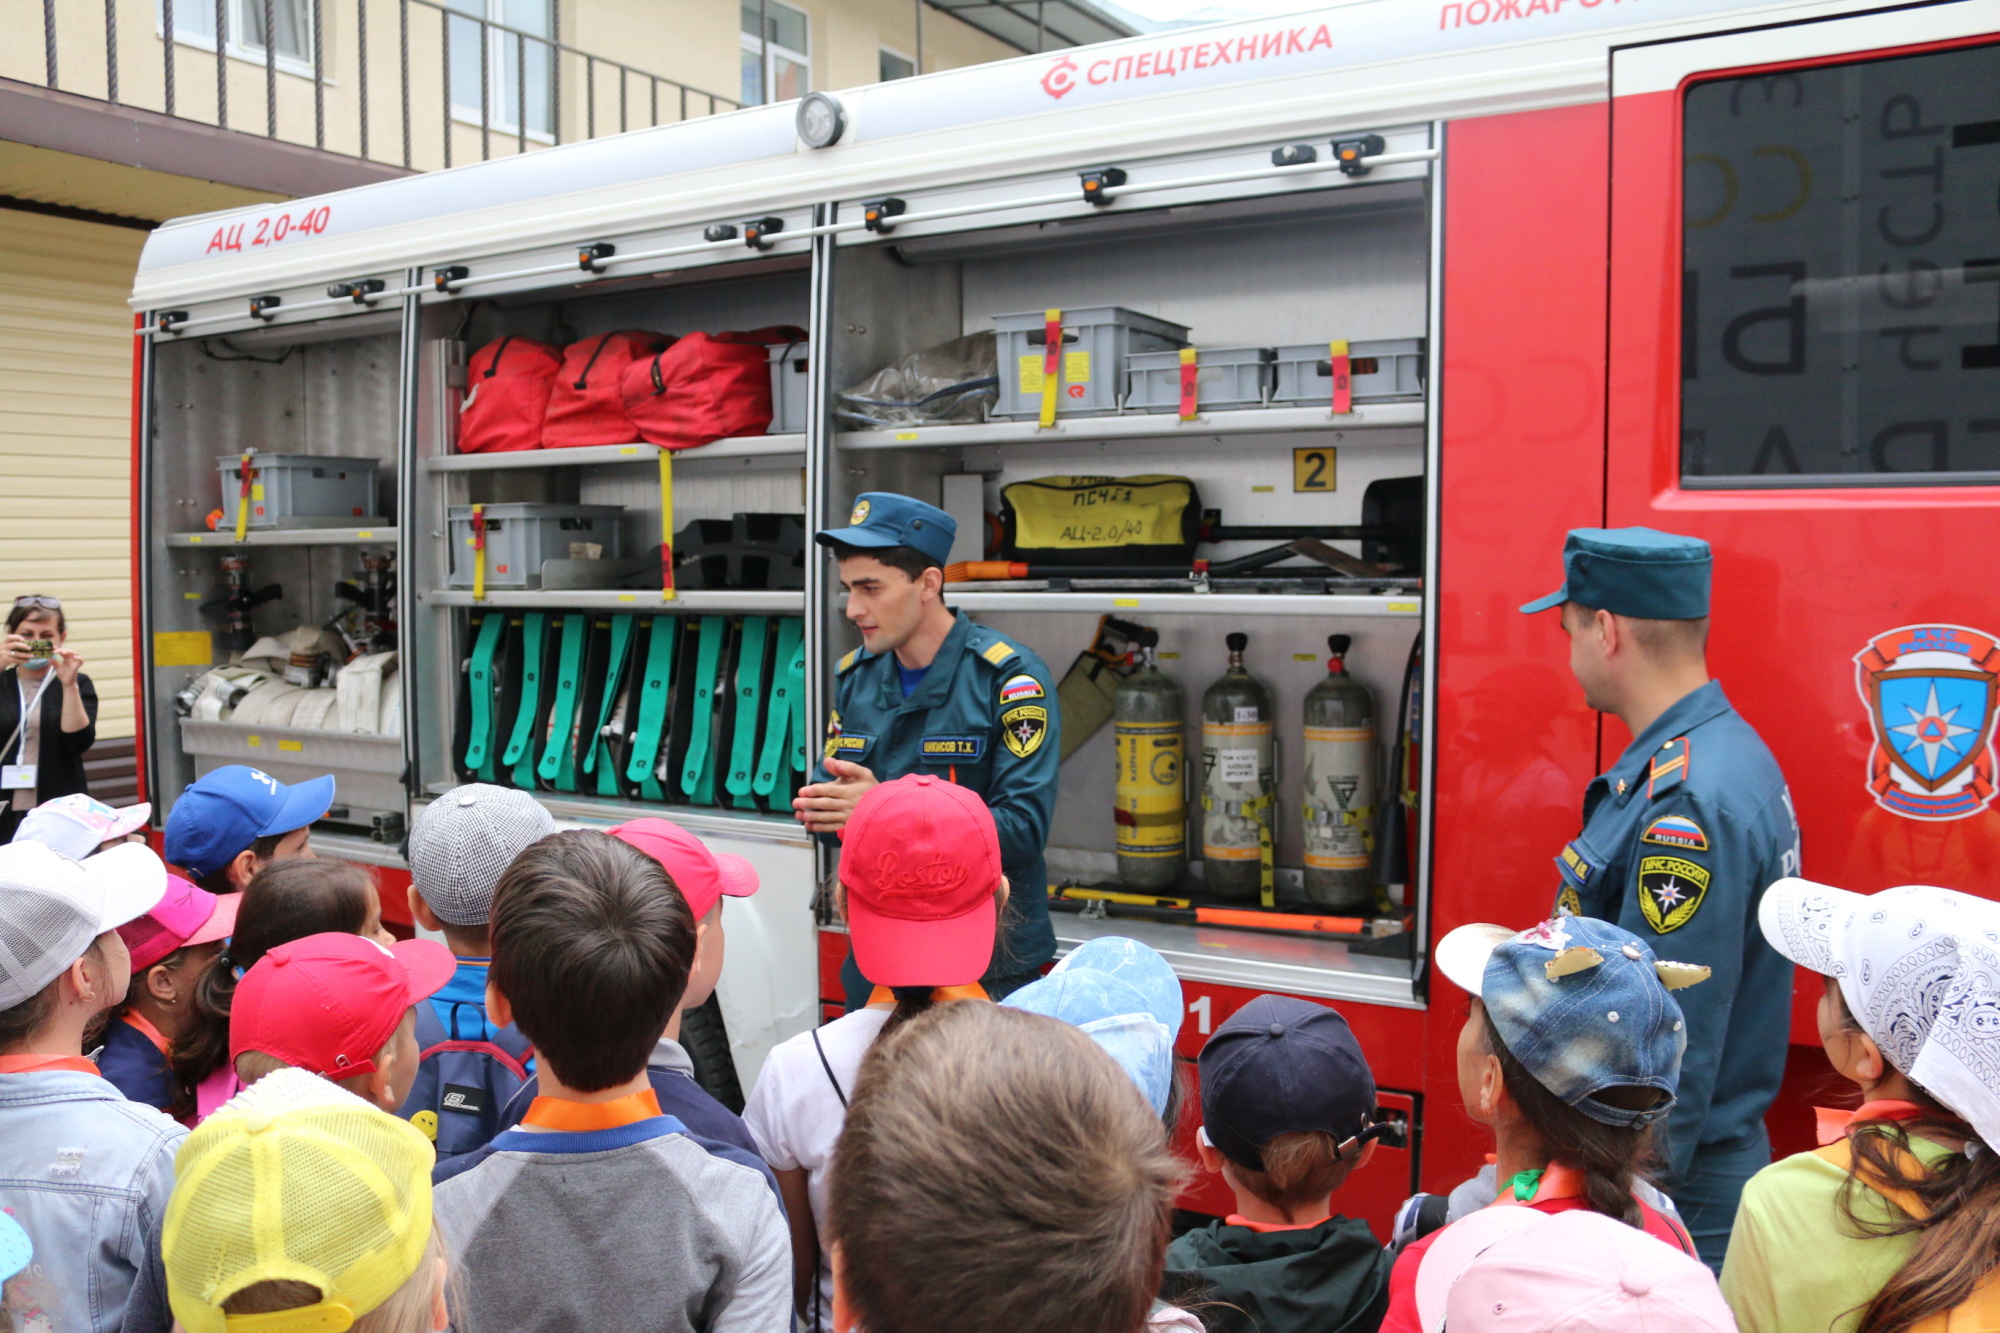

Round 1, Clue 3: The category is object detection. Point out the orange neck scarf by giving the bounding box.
[520,1087,663,1132]
[865,983,990,1008]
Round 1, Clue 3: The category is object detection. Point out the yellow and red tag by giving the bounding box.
[1178,347,1199,420]
[1329,339,1352,415]
[658,449,677,601]
[470,502,488,601]
[234,452,254,542]
[1039,309,1063,428]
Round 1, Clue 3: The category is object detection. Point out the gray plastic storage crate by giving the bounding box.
[1271,338,1426,406]
[1127,346,1273,414]
[446,503,625,589]
[214,453,381,528]
[769,340,810,435]
[992,307,1188,419]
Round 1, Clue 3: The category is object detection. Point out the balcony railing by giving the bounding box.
[15,0,741,174]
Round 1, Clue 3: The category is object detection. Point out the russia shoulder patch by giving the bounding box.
[999,673,1044,704]
[1641,814,1710,852]
[982,639,1017,666]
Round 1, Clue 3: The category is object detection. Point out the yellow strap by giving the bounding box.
[1038,307,1061,429]
[234,451,252,543]
[1330,338,1350,357]
[658,449,676,602]
[471,501,486,602]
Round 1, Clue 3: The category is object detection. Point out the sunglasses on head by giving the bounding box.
[12,596,60,611]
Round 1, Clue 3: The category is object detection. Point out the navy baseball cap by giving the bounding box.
[815,492,957,567]
[1199,994,1379,1172]
[164,765,336,878]
[1436,916,1709,1128]
[1519,527,1711,620]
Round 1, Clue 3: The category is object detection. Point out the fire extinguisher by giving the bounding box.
[1302,633,1376,910]
[1113,627,1185,890]
[1201,631,1276,905]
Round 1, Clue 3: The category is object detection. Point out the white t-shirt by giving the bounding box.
[742,1006,892,1329]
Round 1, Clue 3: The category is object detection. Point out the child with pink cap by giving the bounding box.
[97,874,239,1110]
[744,773,1008,1331]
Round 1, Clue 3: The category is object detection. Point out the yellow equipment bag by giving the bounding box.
[998,475,1201,567]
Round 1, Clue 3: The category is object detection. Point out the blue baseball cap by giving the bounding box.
[1005,966,1175,1115]
[1519,527,1711,620]
[1198,994,1380,1172]
[1051,935,1184,1039]
[1436,917,1708,1128]
[815,492,957,567]
[164,766,337,879]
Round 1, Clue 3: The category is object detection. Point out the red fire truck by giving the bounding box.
[128,0,2000,1232]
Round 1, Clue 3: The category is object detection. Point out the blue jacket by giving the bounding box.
[817,610,1060,980]
[0,1070,184,1333]
[96,1018,176,1112]
[1553,680,1800,1176]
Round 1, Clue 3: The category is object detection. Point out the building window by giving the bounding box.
[1679,42,2000,485]
[879,48,914,82]
[741,0,809,106]
[158,0,313,68]
[446,0,555,136]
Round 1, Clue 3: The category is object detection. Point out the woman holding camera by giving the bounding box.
[0,594,97,840]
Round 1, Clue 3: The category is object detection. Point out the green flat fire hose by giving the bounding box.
[789,634,807,777]
[464,613,505,780]
[581,614,634,798]
[501,613,548,789]
[626,615,677,802]
[537,614,589,791]
[725,616,771,810]
[679,616,726,804]
[753,618,805,800]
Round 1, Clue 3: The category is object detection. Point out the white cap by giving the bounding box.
[14,794,152,862]
[408,785,555,926]
[1760,878,2000,1147]
[0,841,168,1007]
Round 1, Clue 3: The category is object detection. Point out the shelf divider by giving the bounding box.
[836,402,1424,452]
[425,436,804,472]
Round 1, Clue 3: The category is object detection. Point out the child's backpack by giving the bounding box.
[621,326,805,450]
[401,998,535,1161]
[457,335,562,453]
[543,330,673,448]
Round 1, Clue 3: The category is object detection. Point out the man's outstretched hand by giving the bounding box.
[793,758,880,834]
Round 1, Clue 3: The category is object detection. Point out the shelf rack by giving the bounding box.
[421,588,806,612]
[944,590,1421,616]
[835,403,1424,451]
[417,783,813,848]
[424,436,804,472]
[167,527,395,547]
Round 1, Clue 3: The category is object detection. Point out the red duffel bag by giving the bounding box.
[456,335,562,453]
[543,329,674,449]
[621,326,806,451]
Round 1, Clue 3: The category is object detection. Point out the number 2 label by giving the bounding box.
[1293,446,1336,492]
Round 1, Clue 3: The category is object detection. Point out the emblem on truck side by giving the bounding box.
[1855,624,2000,821]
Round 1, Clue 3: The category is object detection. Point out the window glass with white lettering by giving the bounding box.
[1679,43,2000,486]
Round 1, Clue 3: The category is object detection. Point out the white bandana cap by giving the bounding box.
[1760,878,2000,1147]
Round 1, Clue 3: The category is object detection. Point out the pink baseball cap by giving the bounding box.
[840,775,1002,988]
[229,932,455,1080]
[1417,1207,1736,1333]
[608,818,759,920]
[117,874,241,972]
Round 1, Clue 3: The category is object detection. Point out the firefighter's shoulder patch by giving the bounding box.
[836,648,862,674]
[1000,704,1049,758]
[1638,854,1710,934]
[1556,885,1583,918]
[981,638,1018,667]
[999,673,1044,705]
[1641,814,1710,852]
[1647,737,1691,799]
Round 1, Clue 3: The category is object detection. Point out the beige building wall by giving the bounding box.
[0,208,149,740]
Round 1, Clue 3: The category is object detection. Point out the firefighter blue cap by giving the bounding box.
[816,492,957,567]
[1519,527,1711,620]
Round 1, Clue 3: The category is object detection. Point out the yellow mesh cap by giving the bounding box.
[163,1069,437,1333]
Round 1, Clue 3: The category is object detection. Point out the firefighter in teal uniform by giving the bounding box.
[1522,527,1801,1272]
[794,493,1059,1009]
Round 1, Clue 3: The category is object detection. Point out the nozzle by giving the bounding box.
[1327,634,1351,655]
[1226,632,1248,653]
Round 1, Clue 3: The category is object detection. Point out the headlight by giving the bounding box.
[797,92,847,149]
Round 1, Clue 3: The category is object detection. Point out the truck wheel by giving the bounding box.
[680,995,744,1113]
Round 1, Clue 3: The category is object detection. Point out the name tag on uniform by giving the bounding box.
[922,735,984,761]
[1,764,37,790]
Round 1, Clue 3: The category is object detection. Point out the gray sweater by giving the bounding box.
[435,1113,792,1331]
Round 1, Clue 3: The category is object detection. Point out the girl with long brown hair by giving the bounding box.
[1724,880,2000,1333]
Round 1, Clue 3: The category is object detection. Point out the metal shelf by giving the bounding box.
[167,526,394,547]
[421,587,805,612]
[417,785,813,848]
[424,436,804,471]
[836,402,1424,451]
[945,590,1421,617]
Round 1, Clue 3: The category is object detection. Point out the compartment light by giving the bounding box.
[1272,144,1317,166]
[577,242,616,272]
[1079,167,1127,205]
[433,265,470,293]
[797,92,847,148]
[327,278,388,304]
[1332,135,1386,176]
[155,310,189,334]
[741,217,785,251]
[862,198,906,233]
[248,294,283,320]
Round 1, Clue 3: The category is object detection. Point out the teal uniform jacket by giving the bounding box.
[1553,680,1800,1179]
[817,611,1060,980]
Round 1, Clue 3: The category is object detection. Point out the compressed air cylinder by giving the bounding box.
[1302,634,1377,910]
[1200,631,1276,903]
[1113,631,1185,890]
